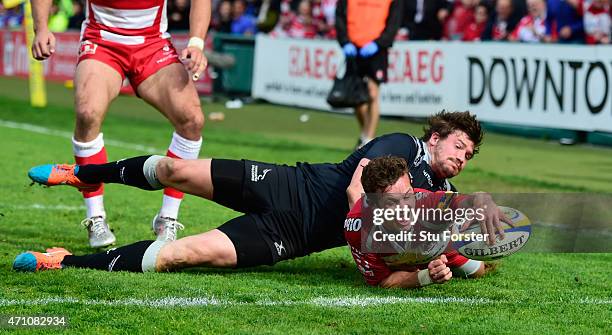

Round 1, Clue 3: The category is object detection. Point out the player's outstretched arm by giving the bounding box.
[346,158,370,208]
[31,0,56,60]
[454,192,513,245]
[182,0,212,80]
[379,256,452,289]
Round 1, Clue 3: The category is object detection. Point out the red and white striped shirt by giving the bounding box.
[81,0,171,45]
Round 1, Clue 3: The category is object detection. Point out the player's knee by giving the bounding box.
[156,157,178,183]
[74,103,104,128]
[156,242,190,271]
[174,103,204,138]
[158,239,217,270]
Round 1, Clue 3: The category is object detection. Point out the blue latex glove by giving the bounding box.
[359,42,379,58]
[342,43,357,57]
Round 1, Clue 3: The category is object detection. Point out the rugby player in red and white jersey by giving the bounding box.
[344,156,507,288]
[30,0,211,247]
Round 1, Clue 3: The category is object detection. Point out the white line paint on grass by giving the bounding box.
[1,296,608,308]
[0,296,492,308]
[0,203,86,211]
[0,119,161,154]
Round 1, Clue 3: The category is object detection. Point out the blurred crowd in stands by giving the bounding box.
[1,0,610,44]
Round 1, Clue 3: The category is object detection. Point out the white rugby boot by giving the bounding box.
[81,216,116,248]
[152,214,184,242]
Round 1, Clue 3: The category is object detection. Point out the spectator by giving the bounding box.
[48,0,74,32]
[0,3,23,29]
[67,0,85,30]
[212,0,233,33]
[269,0,295,37]
[0,4,7,29]
[584,0,611,44]
[547,0,584,43]
[255,0,282,33]
[286,0,317,38]
[482,0,520,41]
[512,0,528,18]
[232,0,258,35]
[510,0,557,42]
[245,0,261,16]
[463,2,488,41]
[403,0,452,40]
[312,0,337,38]
[336,0,403,147]
[168,0,191,31]
[445,0,478,40]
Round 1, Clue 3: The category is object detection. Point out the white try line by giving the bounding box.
[0,203,86,211]
[0,119,162,154]
[0,296,608,308]
[0,296,492,308]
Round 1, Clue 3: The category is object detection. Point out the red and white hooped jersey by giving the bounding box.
[80,0,171,45]
[344,192,471,286]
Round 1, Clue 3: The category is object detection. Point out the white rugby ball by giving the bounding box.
[453,206,531,261]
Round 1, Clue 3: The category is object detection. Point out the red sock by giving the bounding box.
[75,146,107,198]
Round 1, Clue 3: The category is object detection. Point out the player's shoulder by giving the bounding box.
[375,132,420,144]
[344,198,364,244]
[366,133,423,158]
[346,197,364,218]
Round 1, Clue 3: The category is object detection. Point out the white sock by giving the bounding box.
[73,134,106,219]
[85,195,106,218]
[72,133,104,157]
[160,132,202,219]
[168,131,202,159]
[159,195,182,219]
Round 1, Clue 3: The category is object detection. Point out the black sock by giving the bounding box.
[62,240,154,272]
[75,156,156,190]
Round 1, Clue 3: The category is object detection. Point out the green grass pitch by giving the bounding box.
[0,76,610,334]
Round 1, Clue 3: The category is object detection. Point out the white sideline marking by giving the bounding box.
[0,296,491,308]
[0,203,86,211]
[0,119,161,154]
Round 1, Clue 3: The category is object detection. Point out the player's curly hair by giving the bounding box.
[361,156,408,193]
[422,111,484,155]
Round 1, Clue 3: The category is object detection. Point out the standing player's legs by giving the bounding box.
[354,101,369,147]
[353,79,380,148]
[364,79,381,141]
[136,63,204,240]
[356,49,386,146]
[73,59,123,248]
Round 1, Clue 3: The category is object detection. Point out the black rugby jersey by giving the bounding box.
[295,133,456,253]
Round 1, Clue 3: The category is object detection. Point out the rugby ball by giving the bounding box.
[453,206,531,261]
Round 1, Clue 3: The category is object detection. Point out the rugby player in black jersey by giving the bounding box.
[15,111,506,274]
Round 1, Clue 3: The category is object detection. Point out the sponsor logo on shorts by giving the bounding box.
[78,41,98,57]
[274,241,285,256]
[155,54,178,64]
[251,165,271,182]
